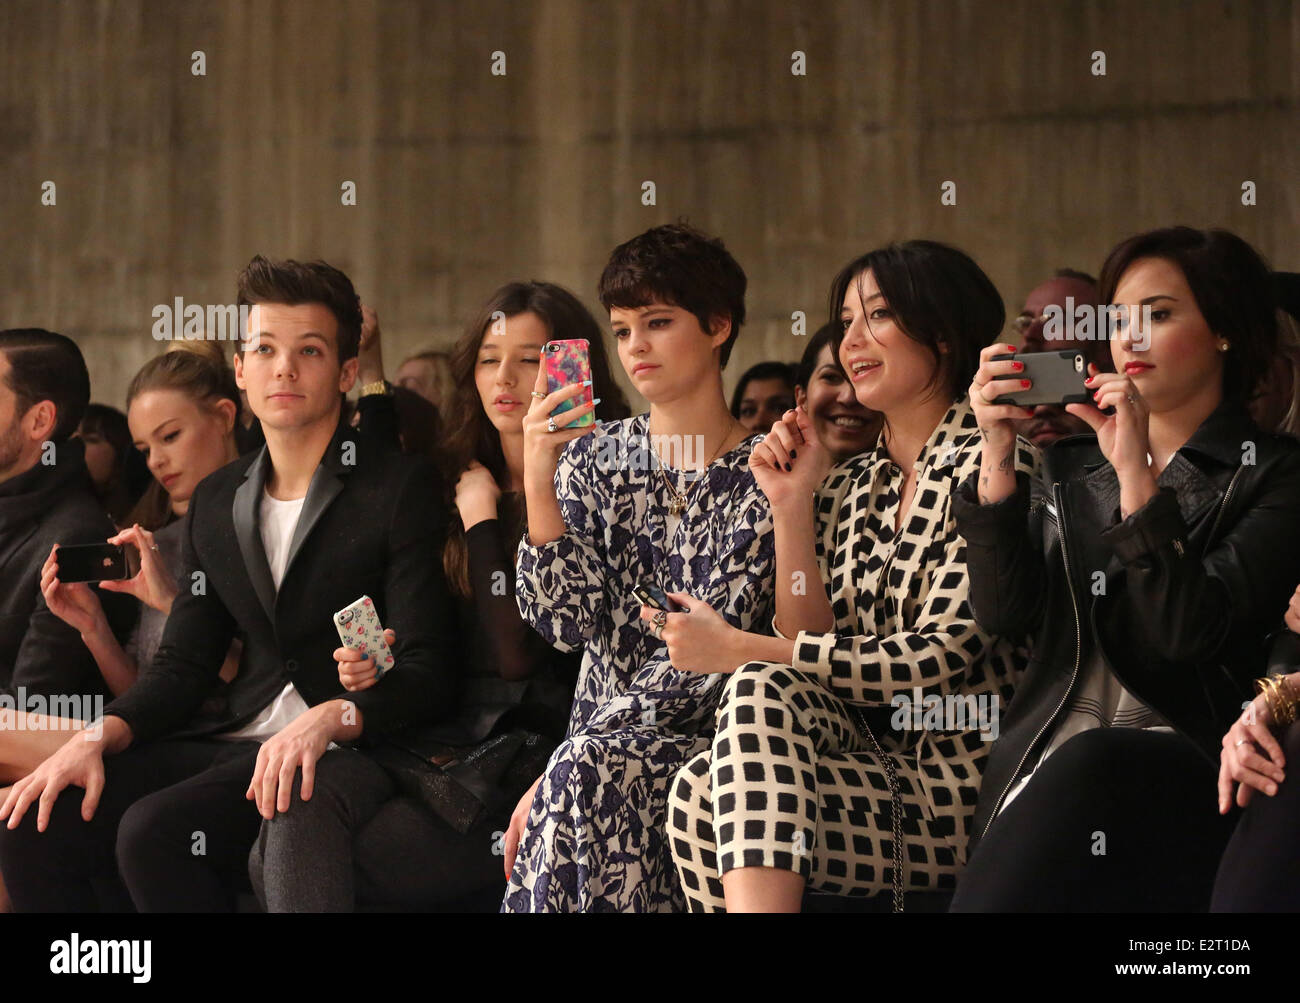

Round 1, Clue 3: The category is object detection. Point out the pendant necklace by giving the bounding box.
[652,420,735,517]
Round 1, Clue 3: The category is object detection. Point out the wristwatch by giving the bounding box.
[359,379,392,398]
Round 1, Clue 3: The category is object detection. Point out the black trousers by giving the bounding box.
[950,728,1238,912]
[0,738,262,912]
[248,746,507,911]
[1211,719,1300,911]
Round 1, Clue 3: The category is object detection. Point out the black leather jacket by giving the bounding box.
[952,401,1300,853]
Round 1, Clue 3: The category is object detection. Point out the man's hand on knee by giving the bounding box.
[245,704,343,820]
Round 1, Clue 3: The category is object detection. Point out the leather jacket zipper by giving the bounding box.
[980,480,1082,837]
[980,464,1248,838]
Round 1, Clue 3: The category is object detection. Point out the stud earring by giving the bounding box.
[1218,340,1230,353]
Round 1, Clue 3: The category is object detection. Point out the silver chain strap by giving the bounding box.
[849,704,905,913]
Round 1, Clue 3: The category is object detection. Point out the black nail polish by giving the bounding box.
[784,462,791,472]
[790,449,797,459]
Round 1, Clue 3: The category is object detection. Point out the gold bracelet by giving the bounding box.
[1275,675,1299,727]
[1255,675,1298,728]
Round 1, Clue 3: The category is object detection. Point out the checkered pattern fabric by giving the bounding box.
[667,399,1038,909]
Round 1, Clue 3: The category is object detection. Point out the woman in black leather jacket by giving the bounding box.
[948,226,1300,911]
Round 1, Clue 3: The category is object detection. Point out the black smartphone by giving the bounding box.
[55,542,128,583]
[633,583,683,613]
[990,350,1091,407]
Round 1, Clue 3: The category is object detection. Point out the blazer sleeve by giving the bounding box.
[103,484,237,744]
[348,457,460,740]
[1096,449,1300,671]
[514,435,608,652]
[951,439,1049,638]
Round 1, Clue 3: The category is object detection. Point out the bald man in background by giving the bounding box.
[1011,269,1111,449]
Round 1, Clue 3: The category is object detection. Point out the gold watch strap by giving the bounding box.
[359,379,391,398]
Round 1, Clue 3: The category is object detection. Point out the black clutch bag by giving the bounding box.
[370,728,555,834]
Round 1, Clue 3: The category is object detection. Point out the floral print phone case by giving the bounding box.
[333,595,395,678]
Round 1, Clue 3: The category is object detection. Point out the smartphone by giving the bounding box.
[633,583,684,613]
[544,339,595,428]
[55,542,128,583]
[990,350,1091,407]
[333,595,395,679]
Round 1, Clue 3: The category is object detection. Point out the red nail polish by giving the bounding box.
[1013,362,1024,371]
[1021,379,1030,388]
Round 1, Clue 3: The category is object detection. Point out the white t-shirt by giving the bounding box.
[217,488,313,743]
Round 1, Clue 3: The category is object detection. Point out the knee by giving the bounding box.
[666,752,713,844]
[721,660,794,714]
[544,734,615,811]
[1282,720,1300,760]
[115,795,174,877]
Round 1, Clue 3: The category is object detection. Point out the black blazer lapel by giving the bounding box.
[279,425,355,592]
[232,446,278,622]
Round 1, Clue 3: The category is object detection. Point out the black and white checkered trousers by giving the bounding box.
[667,659,965,911]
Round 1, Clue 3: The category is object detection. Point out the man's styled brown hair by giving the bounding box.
[235,255,364,362]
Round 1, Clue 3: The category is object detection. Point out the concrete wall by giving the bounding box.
[1,0,1296,410]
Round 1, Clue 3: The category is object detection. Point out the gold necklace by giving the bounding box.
[651,420,737,516]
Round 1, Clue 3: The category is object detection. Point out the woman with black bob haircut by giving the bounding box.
[950,226,1300,911]
[665,240,1035,911]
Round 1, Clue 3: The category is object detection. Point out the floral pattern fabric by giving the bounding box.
[504,414,776,912]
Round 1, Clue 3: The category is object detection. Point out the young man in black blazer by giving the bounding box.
[0,257,459,911]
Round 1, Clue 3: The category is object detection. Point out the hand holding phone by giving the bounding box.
[633,583,684,613]
[333,596,395,685]
[53,542,130,583]
[544,339,596,427]
[988,350,1090,408]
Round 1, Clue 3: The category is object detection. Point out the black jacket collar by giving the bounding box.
[1048,398,1259,479]
[231,418,358,622]
[0,438,94,526]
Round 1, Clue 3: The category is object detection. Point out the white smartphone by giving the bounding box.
[333,595,395,679]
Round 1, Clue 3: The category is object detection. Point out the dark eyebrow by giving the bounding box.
[842,292,883,312]
[479,342,543,353]
[144,417,180,440]
[1138,295,1178,306]
[251,331,329,343]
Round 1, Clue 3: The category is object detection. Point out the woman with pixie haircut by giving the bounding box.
[502,224,777,912]
[666,241,1036,911]
[950,227,1300,911]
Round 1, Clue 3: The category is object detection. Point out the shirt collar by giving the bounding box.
[862,396,971,476]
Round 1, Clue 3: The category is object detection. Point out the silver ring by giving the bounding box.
[651,623,663,639]
[150,545,160,552]
[546,417,557,433]
[530,391,546,400]
[1125,393,1137,405]
[652,610,668,629]
[1234,738,1250,748]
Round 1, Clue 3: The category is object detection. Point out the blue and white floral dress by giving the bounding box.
[503,414,776,912]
